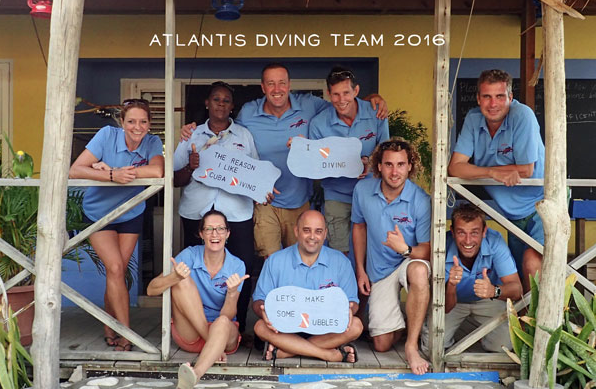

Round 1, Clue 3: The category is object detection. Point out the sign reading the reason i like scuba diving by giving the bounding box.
[192,144,281,203]
[287,136,364,179]
[264,285,350,335]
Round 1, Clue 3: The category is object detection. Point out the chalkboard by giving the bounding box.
[455,78,596,199]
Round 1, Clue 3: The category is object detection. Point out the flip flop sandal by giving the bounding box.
[177,363,197,389]
[114,343,133,352]
[338,343,358,363]
[104,336,120,347]
[261,341,278,364]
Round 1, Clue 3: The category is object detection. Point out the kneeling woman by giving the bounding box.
[147,210,248,389]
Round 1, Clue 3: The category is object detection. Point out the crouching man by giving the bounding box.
[442,203,522,351]
[252,210,363,363]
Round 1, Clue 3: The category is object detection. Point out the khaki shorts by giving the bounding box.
[324,200,351,253]
[368,258,431,337]
[253,202,310,257]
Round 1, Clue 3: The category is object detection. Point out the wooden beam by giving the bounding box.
[60,350,162,361]
[162,0,176,361]
[448,177,596,186]
[5,269,31,290]
[520,0,536,109]
[530,4,570,386]
[429,0,451,373]
[32,1,85,387]
[0,178,163,187]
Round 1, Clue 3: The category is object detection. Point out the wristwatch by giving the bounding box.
[491,285,502,300]
[401,245,412,258]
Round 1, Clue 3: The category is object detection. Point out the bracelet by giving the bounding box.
[109,169,113,182]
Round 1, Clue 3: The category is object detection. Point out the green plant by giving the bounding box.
[388,110,432,187]
[506,274,596,389]
[0,278,33,389]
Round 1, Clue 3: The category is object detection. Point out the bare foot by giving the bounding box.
[336,344,357,363]
[405,344,429,375]
[217,352,228,363]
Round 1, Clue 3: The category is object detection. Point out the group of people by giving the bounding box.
[69,64,545,386]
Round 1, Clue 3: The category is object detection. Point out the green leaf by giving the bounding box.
[578,323,594,342]
[508,299,523,357]
[558,352,595,381]
[564,274,577,310]
[546,325,562,389]
[521,343,530,380]
[513,326,534,349]
[572,287,596,332]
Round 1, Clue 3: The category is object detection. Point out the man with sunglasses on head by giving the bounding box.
[310,66,389,257]
[448,69,545,293]
[351,137,431,375]
[235,63,388,261]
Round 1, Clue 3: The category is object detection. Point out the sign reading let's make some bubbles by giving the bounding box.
[287,137,364,179]
[264,286,350,335]
[192,145,281,203]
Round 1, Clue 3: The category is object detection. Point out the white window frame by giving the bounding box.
[0,60,13,176]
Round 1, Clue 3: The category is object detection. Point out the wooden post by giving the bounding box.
[161,0,175,361]
[520,0,536,110]
[529,4,570,387]
[429,0,450,372]
[31,0,85,387]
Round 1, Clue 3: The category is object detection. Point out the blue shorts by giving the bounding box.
[507,211,544,282]
[83,213,144,234]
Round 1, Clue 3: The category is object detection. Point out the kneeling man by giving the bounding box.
[252,210,363,363]
[444,203,522,351]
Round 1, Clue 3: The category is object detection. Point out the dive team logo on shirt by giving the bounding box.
[359,131,376,141]
[290,118,308,128]
[214,281,228,289]
[393,214,412,224]
[233,142,245,151]
[132,158,148,167]
[498,144,514,155]
[319,280,338,289]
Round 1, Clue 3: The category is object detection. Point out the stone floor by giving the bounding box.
[62,374,507,389]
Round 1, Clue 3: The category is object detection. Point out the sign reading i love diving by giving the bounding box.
[192,144,281,203]
[287,136,364,179]
[264,285,350,335]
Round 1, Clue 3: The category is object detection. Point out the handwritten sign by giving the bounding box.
[192,144,281,203]
[287,137,363,179]
[264,285,349,335]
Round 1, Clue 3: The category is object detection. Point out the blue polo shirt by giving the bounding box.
[445,228,517,303]
[454,99,545,220]
[252,244,358,304]
[82,126,163,223]
[310,97,389,203]
[173,119,259,222]
[175,245,246,322]
[236,93,328,209]
[351,178,431,283]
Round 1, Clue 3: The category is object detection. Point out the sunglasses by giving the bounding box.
[329,70,355,80]
[122,98,150,106]
[211,81,235,93]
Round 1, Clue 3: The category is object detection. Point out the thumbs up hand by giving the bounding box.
[448,255,463,287]
[382,224,408,254]
[226,273,250,294]
[170,257,191,280]
[473,267,495,299]
[189,143,200,170]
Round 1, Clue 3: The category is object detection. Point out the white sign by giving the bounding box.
[287,136,363,179]
[192,145,281,203]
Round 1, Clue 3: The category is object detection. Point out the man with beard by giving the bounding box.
[351,137,431,375]
[441,202,522,352]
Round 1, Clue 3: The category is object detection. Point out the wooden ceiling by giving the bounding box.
[2,0,595,16]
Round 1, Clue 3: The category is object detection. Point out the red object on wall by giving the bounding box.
[27,0,52,19]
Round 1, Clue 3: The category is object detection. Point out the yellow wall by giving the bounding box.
[2,13,596,250]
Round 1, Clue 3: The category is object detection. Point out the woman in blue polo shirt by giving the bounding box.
[69,99,164,351]
[173,81,258,339]
[147,210,247,389]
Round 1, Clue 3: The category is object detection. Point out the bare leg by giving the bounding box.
[404,261,430,375]
[522,248,542,293]
[190,316,239,379]
[254,318,362,362]
[171,276,210,342]
[372,330,402,352]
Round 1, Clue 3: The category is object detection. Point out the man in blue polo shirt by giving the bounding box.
[252,210,362,363]
[448,69,545,292]
[310,66,389,255]
[352,137,431,375]
[235,63,387,259]
[439,203,521,352]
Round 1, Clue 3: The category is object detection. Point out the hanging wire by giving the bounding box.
[30,15,48,68]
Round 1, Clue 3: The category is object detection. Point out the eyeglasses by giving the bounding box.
[329,70,355,80]
[202,226,228,234]
[122,98,150,106]
[211,81,235,93]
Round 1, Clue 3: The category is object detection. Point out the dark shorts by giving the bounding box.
[83,213,144,234]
